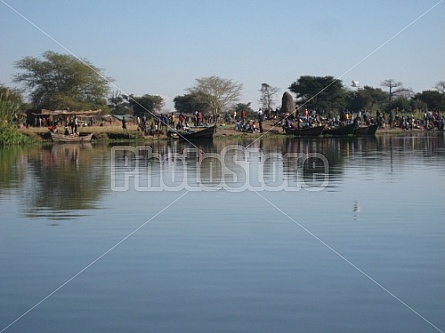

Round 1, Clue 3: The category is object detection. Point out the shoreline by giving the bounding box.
[17,122,444,143]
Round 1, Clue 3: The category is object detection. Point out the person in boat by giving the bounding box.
[282,117,292,131]
[64,126,70,135]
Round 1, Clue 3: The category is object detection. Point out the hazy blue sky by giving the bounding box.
[1,0,444,111]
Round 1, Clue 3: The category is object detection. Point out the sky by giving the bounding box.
[1,0,444,111]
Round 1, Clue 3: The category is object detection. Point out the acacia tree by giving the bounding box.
[14,51,111,110]
[186,76,243,115]
[259,83,279,112]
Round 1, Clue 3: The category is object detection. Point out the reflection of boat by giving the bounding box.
[323,123,356,136]
[284,125,325,137]
[354,123,379,136]
[50,132,93,143]
[167,125,216,140]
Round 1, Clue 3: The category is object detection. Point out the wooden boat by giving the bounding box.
[167,125,216,140]
[50,132,93,143]
[323,123,356,136]
[354,123,379,136]
[284,125,325,137]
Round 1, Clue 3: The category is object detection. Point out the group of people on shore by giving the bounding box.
[279,108,445,131]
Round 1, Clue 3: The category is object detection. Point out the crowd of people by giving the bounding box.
[16,108,445,136]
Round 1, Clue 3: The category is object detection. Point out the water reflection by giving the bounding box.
[0,143,109,220]
[1,133,444,220]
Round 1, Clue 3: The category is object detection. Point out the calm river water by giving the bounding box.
[1,133,444,333]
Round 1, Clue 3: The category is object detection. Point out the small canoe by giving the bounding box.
[354,123,379,136]
[50,132,93,143]
[323,123,356,136]
[284,125,325,137]
[167,125,216,140]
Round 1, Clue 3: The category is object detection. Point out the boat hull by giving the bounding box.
[284,125,325,137]
[50,132,93,143]
[168,125,216,140]
[354,124,379,136]
[323,123,356,136]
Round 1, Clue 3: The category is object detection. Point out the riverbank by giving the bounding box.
[17,121,443,143]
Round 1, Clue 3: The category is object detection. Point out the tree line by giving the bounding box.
[2,51,445,122]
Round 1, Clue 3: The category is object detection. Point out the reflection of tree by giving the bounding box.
[23,144,107,219]
[282,137,348,188]
[0,148,28,193]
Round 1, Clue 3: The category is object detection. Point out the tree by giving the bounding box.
[380,79,406,111]
[108,91,131,115]
[346,85,388,112]
[14,50,111,110]
[173,93,209,114]
[129,94,164,118]
[413,90,445,111]
[410,99,428,113]
[0,84,24,123]
[391,96,412,113]
[186,76,243,115]
[288,76,346,114]
[435,81,445,94]
[259,83,279,112]
[233,102,254,117]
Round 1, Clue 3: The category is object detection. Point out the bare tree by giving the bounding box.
[435,81,445,93]
[187,76,243,115]
[259,83,279,112]
[381,79,405,110]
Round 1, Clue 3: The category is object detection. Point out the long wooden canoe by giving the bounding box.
[323,123,356,136]
[50,132,93,143]
[284,125,325,137]
[354,123,379,136]
[167,125,216,140]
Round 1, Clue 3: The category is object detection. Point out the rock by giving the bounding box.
[281,92,295,114]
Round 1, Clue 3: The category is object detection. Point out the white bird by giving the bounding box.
[351,80,360,88]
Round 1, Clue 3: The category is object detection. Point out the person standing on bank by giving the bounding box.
[258,108,264,133]
[122,116,127,130]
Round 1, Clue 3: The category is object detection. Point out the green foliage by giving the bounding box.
[289,76,346,113]
[14,50,111,110]
[173,93,209,114]
[413,90,445,111]
[108,91,131,115]
[233,102,255,119]
[410,99,428,113]
[187,76,243,114]
[391,96,412,113]
[346,85,388,112]
[233,102,254,113]
[129,94,164,118]
[0,125,33,146]
[0,85,23,123]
